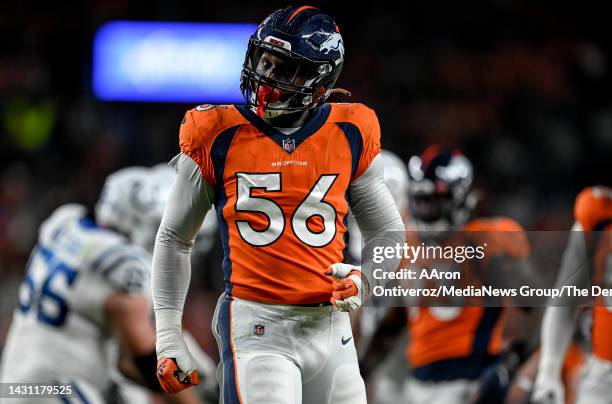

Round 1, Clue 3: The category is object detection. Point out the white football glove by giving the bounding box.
[531,376,565,404]
[327,263,363,312]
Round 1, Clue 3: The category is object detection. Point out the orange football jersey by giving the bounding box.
[179,103,381,304]
[407,217,530,379]
[574,186,612,361]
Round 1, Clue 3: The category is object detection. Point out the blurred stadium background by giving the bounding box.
[1,0,610,363]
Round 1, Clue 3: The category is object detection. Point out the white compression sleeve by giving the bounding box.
[349,154,406,290]
[538,223,589,380]
[152,153,213,338]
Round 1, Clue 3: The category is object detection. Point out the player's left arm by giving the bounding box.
[329,154,406,311]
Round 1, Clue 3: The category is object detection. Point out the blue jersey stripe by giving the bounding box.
[90,245,125,272]
[336,122,363,179]
[218,296,241,403]
[337,122,363,263]
[472,307,502,356]
[210,125,240,295]
[98,255,143,277]
[413,307,503,381]
[72,380,90,404]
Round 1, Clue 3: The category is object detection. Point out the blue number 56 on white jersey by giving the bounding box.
[19,245,79,327]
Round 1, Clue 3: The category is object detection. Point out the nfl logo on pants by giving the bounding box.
[282,138,296,153]
[254,323,265,336]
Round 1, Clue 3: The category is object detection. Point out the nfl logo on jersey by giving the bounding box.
[254,323,265,336]
[282,138,296,153]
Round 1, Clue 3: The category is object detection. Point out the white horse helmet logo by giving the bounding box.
[319,32,344,58]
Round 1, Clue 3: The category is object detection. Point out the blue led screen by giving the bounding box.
[93,21,256,102]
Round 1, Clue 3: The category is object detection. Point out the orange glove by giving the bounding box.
[156,358,200,394]
[331,276,359,303]
[326,263,363,311]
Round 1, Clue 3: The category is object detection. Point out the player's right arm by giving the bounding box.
[152,152,213,393]
[532,224,588,404]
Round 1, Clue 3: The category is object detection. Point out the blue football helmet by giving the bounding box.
[407,146,476,232]
[240,5,346,118]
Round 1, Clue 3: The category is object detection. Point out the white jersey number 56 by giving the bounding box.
[235,172,338,247]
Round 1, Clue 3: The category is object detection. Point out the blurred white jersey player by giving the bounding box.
[0,166,205,403]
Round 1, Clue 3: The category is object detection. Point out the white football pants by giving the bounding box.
[212,293,366,404]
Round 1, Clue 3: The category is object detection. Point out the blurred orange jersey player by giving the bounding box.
[407,217,530,376]
[361,146,534,404]
[534,186,612,404]
[575,187,612,363]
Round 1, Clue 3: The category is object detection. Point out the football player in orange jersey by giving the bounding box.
[532,186,612,404]
[151,5,405,404]
[360,146,535,404]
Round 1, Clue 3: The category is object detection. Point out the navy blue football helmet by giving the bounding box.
[240,5,346,118]
[407,146,476,231]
